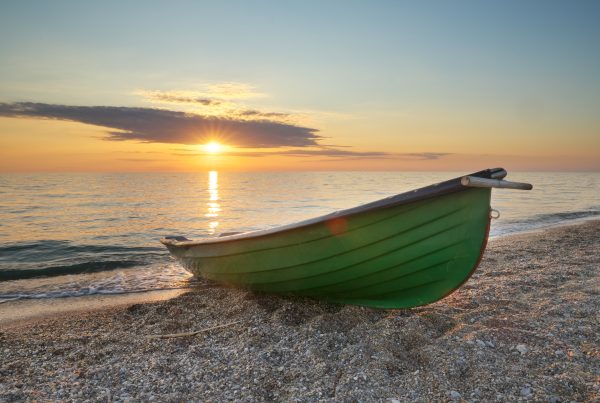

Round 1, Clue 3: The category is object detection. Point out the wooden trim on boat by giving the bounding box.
[461,176,533,190]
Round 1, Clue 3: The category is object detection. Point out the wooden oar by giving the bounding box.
[461,176,533,190]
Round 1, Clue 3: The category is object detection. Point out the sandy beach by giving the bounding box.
[1,220,598,401]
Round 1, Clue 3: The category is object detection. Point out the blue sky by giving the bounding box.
[2,1,599,106]
[1,1,599,171]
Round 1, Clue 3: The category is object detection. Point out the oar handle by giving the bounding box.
[461,176,533,190]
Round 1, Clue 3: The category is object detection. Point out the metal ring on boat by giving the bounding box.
[490,208,500,219]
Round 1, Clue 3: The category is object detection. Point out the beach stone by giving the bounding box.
[476,339,486,348]
[549,396,561,403]
[449,390,461,400]
[516,344,529,354]
[520,386,533,397]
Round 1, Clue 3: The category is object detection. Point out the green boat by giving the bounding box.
[161,168,532,308]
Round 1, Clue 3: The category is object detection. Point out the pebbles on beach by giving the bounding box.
[516,344,528,355]
[1,221,599,401]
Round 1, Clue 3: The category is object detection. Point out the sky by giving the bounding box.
[0,0,599,172]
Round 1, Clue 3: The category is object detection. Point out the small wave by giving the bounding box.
[0,264,199,301]
[0,260,143,281]
[0,240,70,253]
[541,210,600,220]
[0,240,162,254]
[513,208,599,226]
[0,285,195,302]
[492,209,600,237]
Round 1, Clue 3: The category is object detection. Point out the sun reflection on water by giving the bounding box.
[206,171,220,234]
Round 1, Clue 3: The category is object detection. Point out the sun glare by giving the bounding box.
[204,142,222,153]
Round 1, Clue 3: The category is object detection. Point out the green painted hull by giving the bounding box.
[163,186,492,308]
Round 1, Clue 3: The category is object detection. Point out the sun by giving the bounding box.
[203,141,222,153]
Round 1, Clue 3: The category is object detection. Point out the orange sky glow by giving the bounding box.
[1,110,598,173]
[1,2,599,172]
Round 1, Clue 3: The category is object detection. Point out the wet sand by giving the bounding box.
[0,289,188,329]
[1,220,598,401]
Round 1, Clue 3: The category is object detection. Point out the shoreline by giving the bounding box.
[1,220,598,401]
[1,216,597,326]
[0,289,189,329]
[489,213,600,239]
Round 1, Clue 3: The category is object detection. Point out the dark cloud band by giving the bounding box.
[0,101,452,161]
[0,102,320,148]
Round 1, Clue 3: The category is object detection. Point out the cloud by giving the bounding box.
[173,149,389,159]
[173,148,452,160]
[403,152,451,160]
[279,149,391,158]
[235,109,293,120]
[136,84,349,127]
[139,91,224,106]
[137,83,265,106]
[138,88,295,123]
[0,100,453,162]
[0,102,321,148]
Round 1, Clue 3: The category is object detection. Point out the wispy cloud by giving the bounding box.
[235,109,293,120]
[403,152,451,160]
[137,86,295,123]
[0,102,321,148]
[136,83,357,128]
[136,82,265,105]
[139,91,225,106]
[173,148,452,160]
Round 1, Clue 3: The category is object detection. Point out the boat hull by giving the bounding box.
[164,187,492,308]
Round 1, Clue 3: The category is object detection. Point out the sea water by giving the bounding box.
[1,171,598,301]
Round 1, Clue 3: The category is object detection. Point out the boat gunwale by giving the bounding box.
[161,167,505,247]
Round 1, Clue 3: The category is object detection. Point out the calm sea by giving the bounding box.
[1,171,598,301]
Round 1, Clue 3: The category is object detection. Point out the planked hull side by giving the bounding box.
[165,187,492,308]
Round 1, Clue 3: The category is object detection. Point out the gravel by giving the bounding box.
[516,344,529,355]
[1,220,599,401]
